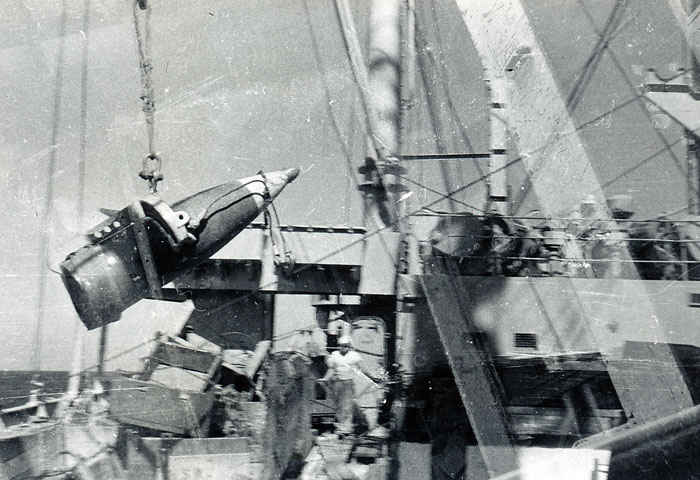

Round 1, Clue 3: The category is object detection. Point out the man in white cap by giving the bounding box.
[320,334,370,436]
[326,309,352,353]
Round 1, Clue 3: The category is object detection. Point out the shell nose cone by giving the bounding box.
[284,167,300,182]
[265,167,300,199]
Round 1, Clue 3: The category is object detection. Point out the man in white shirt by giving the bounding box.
[320,335,372,436]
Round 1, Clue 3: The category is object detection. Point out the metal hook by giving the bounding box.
[139,153,163,193]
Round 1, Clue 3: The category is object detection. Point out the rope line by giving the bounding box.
[133,0,155,156]
[132,0,163,192]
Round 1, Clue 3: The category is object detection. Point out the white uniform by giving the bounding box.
[326,350,363,380]
[326,349,363,434]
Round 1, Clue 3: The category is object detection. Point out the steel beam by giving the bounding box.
[421,274,518,478]
[644,86,700,132]
[174,260,363,294]
[173,226,401,295]
[575,402,700,453]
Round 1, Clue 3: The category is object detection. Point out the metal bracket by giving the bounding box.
[128,201,164,300]
[642,70,700,131]
[140,194,197,248]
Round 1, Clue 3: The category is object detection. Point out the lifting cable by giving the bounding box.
[132,0,162,192]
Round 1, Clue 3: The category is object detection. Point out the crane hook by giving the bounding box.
[139,153,163,193]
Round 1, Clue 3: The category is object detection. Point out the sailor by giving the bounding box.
[319,335,372,436]
[571,195,604,275]
[561,211,591,277]
[598,194,634,278]
[326,310,351,353]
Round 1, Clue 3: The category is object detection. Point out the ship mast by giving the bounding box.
[363,0,406,231]
[333,0,405,229]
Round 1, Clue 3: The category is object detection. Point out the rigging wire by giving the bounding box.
[399,0,416,152]
[426,0,468,199]
[302,0,386,263]
[0,337,158,404]
[70,337,158,377]
[423,0,484,196]
[302,0,400,271]
[397,173,485,213]
[414,23,458,212]
[430,255,700,266]
[420,233,700,244]
[413,0,511,210]
[566,0,629,113]
[388,89,636,219]
[78,0,90,230]
[300,0,362,205]
[66,0,93,396]
[600,135,686,189]
[301,0,392,292]
[398,125,683,218]
[511,6,649,213]
[576,0,695,196]
[34,0,68,372]
[512,0,633,212]
[345,103,358,225]
[404,0,646,220]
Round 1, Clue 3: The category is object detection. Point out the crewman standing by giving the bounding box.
[325,310,351,353]
[319,335,373,436]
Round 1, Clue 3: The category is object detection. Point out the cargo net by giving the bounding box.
[425,212,700,280]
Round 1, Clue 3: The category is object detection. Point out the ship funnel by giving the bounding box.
[60,169,299,330]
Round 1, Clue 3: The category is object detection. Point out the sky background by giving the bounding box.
[0,0,692,371]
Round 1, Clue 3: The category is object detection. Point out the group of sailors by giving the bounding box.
[429,194,700,280]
